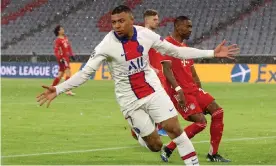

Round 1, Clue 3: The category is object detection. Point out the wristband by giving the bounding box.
[175,86,182,92]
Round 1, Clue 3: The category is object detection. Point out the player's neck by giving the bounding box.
[126,28,134,39]
[171,32,184,43]
[58,35,65,38]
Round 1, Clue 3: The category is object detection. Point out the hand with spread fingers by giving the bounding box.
[36,85,57,108]
[214,40,240,59]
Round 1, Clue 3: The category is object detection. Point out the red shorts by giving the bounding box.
[58,57,70,72]
[170,88,214,120]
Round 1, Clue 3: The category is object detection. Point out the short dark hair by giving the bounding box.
[54,25,62,36]
[143,9,158,18]
[111,5,132,15]
[174,16,190,27]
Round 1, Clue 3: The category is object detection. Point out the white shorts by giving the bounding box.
[125,90,178,137]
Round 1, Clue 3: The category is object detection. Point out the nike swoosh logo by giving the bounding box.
[169,108,174,112]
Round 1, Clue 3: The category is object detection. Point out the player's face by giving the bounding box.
[59,27,65,36]
[177,20,192,39]
[145,15,159,30]
[111,12,134,37]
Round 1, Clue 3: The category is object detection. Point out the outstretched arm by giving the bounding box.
[37,52,106,108]
[55,53,105,95]
[148,29,239,59]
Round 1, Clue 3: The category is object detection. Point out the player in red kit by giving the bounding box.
[52,25,75,96]
[144,9,166,88]
[144,9,167,136]
[160,16,230,162]
[130,9,167,147]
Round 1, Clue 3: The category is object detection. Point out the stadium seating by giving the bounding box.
[1,0,84,48]
[194,0,276,54]
[1,0,11,11]
[1,0,33,16]
[1,0,275,55]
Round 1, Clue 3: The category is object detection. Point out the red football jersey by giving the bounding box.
[148,48,166,84]
[54,36,74,60]
[161,36,198,93]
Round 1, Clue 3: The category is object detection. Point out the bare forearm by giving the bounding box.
[193,76,202,88]
[55,70,91,95]
[163,68,179,89]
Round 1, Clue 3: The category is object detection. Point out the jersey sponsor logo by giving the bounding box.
[118,57,147,76]
[231,64,251,82]
[182,59,192,66]
[128,57,144,71]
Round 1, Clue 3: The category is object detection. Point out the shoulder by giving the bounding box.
[134,25,147,32]
[94,31,115,54]
[135,25,159,39]
[65,36,70,41]
[165,36,173,43]
[54,38,61,45]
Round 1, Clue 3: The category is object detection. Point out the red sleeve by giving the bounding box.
[160,55,172,63]
[54,39,62,59]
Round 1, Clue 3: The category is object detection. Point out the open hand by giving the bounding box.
[36,85,57,108]
[214,40,240,59]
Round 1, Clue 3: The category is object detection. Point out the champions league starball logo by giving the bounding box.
[52,65,59,77]
[231,64,251,82]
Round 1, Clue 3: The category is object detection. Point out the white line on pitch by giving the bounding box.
[2,136,276,158]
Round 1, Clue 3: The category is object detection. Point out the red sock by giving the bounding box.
[52,77,61,86]
[185,122,207,138]
[167,140,177,151]
[209,108,224,155]
[65,76,70,80]
[181,151,197,160]
[167,122,206,151]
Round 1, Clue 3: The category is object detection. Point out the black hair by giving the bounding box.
[174,16,190,27]
[111,5,132,15]
[54,25,62,36]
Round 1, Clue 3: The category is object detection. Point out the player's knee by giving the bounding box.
[198,116,207,124]
[161,117,183,137]
[165,124,183,137]
[207,101,221,114]
[147,140,163,152]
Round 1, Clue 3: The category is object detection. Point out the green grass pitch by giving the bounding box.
[1,78,276,165]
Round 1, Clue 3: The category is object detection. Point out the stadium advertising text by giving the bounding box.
[1,62,275,83]
[195,64,276,83]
